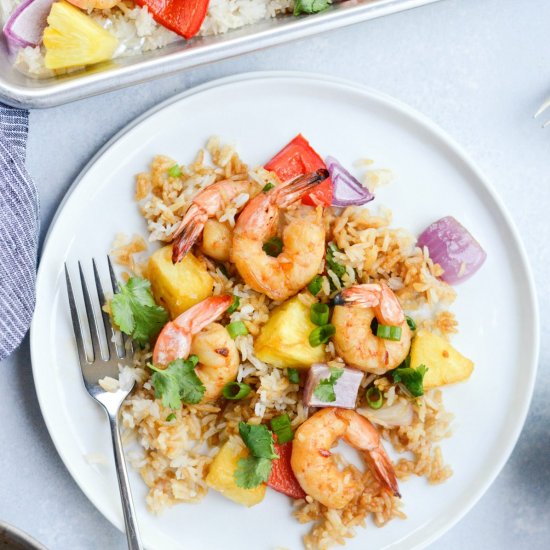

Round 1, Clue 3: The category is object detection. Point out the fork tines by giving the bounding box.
[65,257,128,367]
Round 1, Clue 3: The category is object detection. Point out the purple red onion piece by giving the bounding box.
[417,216,487,284]
[326,156,375,207]
[3,0,54,52]
[303,363,363,408]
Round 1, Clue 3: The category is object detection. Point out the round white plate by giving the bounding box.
[31,72,539,550]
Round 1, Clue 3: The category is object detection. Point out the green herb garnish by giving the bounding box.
[406,316,417,331]
[287,368,300,384]
[307,275,323,296]
[111,277,169,345]
[235,422,279,489]
[326,243,346,279]
[168,164,182,178]
[376,324,402,341]
[313,366,343,402]
[270,413,293,444]
[294,0,331,16]
[391,364,428,397]
[227,295,240,314]
[262,236,284,257]
[165,413,176,422]
[227,321,248,339]
[309,324,335,347]
[234,456,273,489]
[148,356,205,408]
[262,182,275,193]
[366,386,384,409]
[222,381,252,400]
[238,422,278,459]
[310,303,330,326]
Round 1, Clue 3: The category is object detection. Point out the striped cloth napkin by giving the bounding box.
[0,104,39,361]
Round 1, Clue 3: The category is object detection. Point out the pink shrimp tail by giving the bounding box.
[275,169,329,208]
[364,448,401,498]
[171,204,208,263]
[334,285,381,308]
[152,295,232,365]
[334,283,405,325]
[173,295,233,333]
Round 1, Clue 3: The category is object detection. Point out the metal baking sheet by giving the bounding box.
[0,0,444,109]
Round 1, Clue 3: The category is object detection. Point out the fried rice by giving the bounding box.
[111,138,456,549]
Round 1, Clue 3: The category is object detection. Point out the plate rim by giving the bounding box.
[30,70,540,550]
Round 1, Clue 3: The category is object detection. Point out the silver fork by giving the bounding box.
[65,258,143,550]
[535,97,550,127]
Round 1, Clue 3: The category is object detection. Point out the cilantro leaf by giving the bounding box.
[238,422,278,459]
[392,364,428,397]
[234,456,273,489]
[294,0,331,16]
[313,366,344,402]
[111,277,168,345]
[148,356,205,408]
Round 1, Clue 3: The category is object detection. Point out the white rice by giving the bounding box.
[6,0,295,78]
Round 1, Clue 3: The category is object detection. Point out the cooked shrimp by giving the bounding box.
[66,0,119,9]
[200,219,232,262]
[332,282,412,374]
[291,408,399,509]
[171,179,258,263]
[231,169,328,301]
[153,295,239,402]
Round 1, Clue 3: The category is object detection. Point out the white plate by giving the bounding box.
[30,72,539,550]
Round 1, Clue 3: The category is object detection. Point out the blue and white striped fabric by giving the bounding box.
[0,104,39,361]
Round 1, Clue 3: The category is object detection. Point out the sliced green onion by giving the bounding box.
[326,243,346,279]
[406,316,416,331]
[165,413,176,422]
[376,324,402,341]
[309,324,336,347]
[227,321,248,339]
[222,381,252,400]
[270,413,294,444]
[262,236,283,257]
[287,368,300,384]
[168,164,182,178]
[310,303,330,326]
[307,275,323,296]
[366,387,384,409]
[227,295,240,314]
[262,182,275,193]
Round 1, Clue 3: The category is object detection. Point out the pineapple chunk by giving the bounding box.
[147,245,214,319]
[206,437,266,507]
[254,294,326,368]
[410,329,474,389]
[43,1,118,70]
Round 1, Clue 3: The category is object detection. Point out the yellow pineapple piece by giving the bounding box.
[254,294,326,368]
[205,437,266,507]
[43,1,118,70]
[147,245,214,319]
[410,329,474,389]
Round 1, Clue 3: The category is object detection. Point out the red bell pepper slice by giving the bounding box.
[135,0,209,40]
[268,441,306,499]
[264,134,333,207]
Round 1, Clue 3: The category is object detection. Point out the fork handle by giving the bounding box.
[108,413,144,550]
